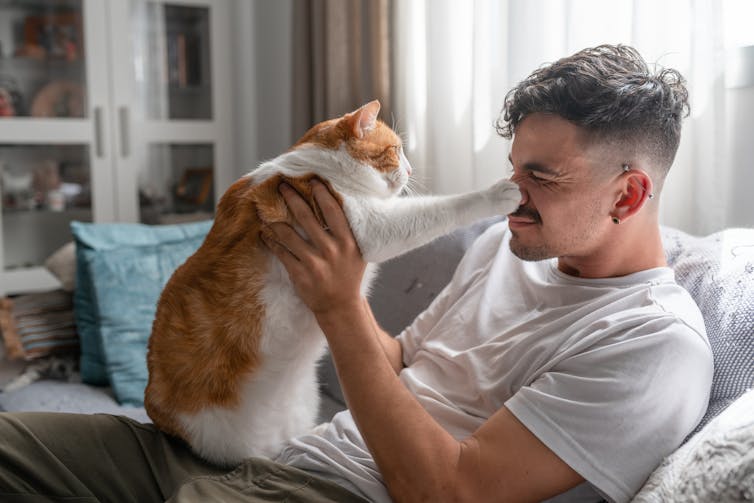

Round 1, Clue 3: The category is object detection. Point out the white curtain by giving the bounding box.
[393,0,753,235]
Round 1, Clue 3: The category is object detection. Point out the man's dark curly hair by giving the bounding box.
[496,44,690,176]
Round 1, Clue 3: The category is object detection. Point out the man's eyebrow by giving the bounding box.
[507,154,559,177]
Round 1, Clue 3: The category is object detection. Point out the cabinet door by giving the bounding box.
[108,0,233,225]
[0,0,115,294]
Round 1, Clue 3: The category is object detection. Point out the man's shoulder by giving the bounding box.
[646,276,709,343]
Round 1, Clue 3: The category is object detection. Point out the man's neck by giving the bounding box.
[557,221,666,279]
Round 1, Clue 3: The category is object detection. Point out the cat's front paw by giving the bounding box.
[487,179,522,215]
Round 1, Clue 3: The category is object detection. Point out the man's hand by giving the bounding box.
[261,180,366,317]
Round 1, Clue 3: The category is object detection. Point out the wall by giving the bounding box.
[724,46,754,229]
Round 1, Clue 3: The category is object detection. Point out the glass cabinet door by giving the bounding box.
[0,0,230,293]
[132,2,212,121]
[1,144,92,268]
[109,0,232,224]
[139,143,214,224]
[0,0,87,119]
[0,0,112,294]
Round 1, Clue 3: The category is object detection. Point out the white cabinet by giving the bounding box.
[0,0,233,294]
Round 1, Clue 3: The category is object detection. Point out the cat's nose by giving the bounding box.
[399,149,412,176]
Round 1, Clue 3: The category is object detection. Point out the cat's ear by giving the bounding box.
[345,100,381,139]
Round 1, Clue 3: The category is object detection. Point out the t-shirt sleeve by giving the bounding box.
[396,222,506,365]
[505,316,713,503]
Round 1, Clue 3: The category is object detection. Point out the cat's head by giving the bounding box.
[290,101,412,198]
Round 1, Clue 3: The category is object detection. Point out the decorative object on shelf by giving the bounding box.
[167,31,202,88]
[174,166,213,209]
[17,12,83,62]
[32,160,61,193]
[0,75,26,117]
[46,189,65,212]
[1,165,34,210]
[0,87,14,117]
[30,80,84,118]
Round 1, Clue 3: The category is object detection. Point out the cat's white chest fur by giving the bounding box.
[178,256,378,465]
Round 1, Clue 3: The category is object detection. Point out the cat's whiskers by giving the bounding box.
[405,174,429,196]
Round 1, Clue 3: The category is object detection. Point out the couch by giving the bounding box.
[0,218,752,500]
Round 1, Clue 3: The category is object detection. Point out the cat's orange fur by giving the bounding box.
[145,101,395,446]
[145,174,343,438]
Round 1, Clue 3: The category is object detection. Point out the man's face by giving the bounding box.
[507,113,616,264]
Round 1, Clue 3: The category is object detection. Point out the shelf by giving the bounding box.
[0,0,80,10]
[0,57,84,72]
[1,206,90,215]
[2,207,91,270]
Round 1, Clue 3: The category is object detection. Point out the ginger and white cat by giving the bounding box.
[144,100,520,466]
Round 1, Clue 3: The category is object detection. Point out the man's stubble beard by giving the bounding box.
[509,232,555,262]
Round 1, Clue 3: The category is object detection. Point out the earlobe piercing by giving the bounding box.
[612,216,621,224]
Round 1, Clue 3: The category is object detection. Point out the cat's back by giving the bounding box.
[145,171,340,416]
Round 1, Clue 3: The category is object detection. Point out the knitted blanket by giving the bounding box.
[632,388,754,502]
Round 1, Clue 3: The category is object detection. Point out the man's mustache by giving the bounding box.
[509,206,542,224]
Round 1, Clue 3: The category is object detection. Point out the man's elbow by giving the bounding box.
[384,462,482,503]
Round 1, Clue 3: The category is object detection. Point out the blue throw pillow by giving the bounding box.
[71,220,212,405]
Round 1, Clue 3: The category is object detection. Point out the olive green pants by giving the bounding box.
[0,412,368,503]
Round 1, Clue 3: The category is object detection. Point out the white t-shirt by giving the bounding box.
[275,222,713,503]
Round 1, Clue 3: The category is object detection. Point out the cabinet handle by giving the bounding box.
[119,106,130,157]
[94,107,104,158]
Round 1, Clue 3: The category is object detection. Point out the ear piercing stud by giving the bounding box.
[612,216,621,224]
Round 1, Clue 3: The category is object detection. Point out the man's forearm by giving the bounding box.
[361,298,404,374]
[316,301,462,503]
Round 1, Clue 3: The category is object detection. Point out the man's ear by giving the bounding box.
[612,170,654,222]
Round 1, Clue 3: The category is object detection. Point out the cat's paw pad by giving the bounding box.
[489,180,522,215]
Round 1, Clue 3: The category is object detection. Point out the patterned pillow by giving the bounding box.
[44,242,77,292]
[0,290,78,360]
[662,226,754,431]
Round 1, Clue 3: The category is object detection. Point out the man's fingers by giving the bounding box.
[260,226,302,272]
[279,183,320,229]
[310,180,353,242]
[279,183,332,247]
[265,222,319,264]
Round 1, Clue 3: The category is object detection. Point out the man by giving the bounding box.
[264,45,711,502]
[0,45,711,503]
